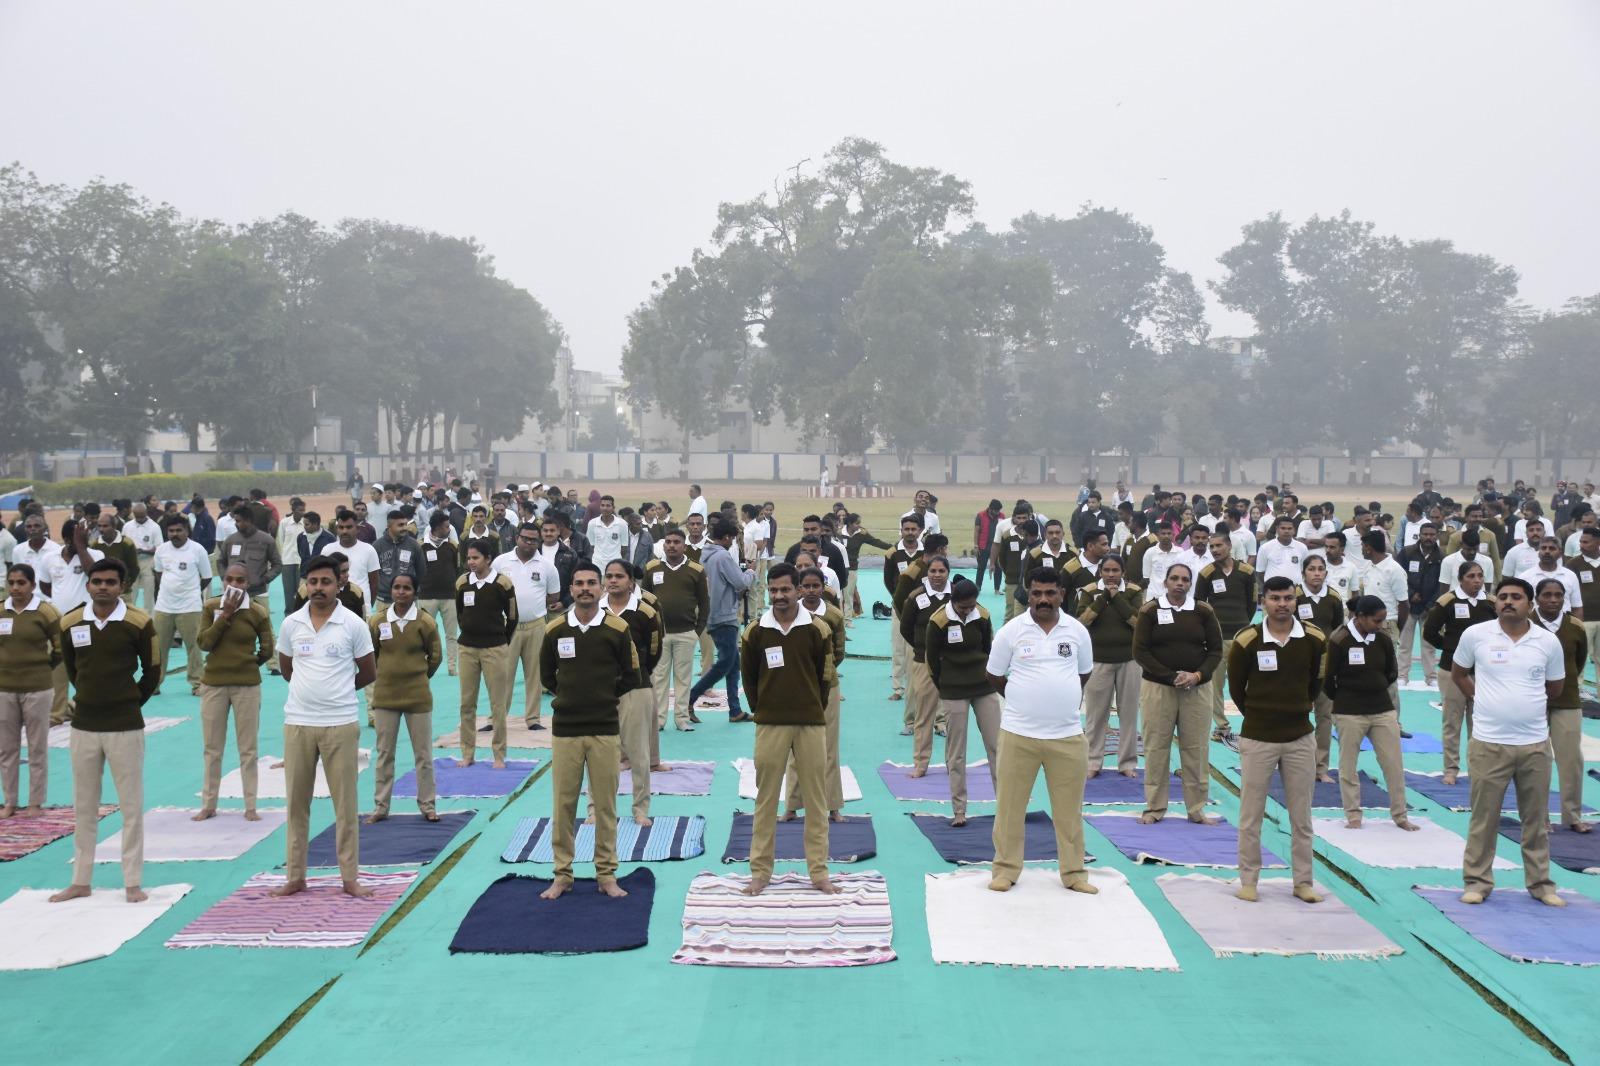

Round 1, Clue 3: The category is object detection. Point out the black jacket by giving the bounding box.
[1396,541,1443,609]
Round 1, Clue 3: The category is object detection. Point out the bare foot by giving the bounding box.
[456,758,475,768]
[908,767,927,779]
[49,884,92,903]
[987,877,1014,893]
[1537,892,1567,908]
[364,811,388,825]
[1441,772,1458,786]
[1395,819,1420,832]
[950,817,967,827]
[189,808,217,823]
[539,879,573,901]
[271,879,306,897]
[1064,880,1099,895]
[1459,890,1485,904]
[1317,773,1335,784]
[270,761,284,769]
[1293,885,1324,904]
[811,875,841,895]
[830,811,846,823]
[1345,817,1362,830]
[583,815,596,826]
[244,809,261,822]
[423,811,440,822]
[1568,821,1593,834]
[634,814,652,827]
[742,876,770,897]
[125,886,148,903]
[780,810,798,822]
[0,805,13,820]
[1234,884,1258,902]
[1120,769,1137,778]
[1138,813,1162,825]
[492,758,506,770]
[343,880,375,898]
[20,805,41,818]
[650,763,670,772]
[1189,814,1221,826]
[1085,768,1100,779]
[598,879,629,898]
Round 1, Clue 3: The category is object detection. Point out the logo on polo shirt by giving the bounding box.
[1056,642,1073,659]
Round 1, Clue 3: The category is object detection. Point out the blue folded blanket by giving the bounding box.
[720,812,876,863]
[449,869,655,955]
[500,815,706,863]
[305,810,475,868]
[1414,885,1600,966]
[1496,818,1600,875]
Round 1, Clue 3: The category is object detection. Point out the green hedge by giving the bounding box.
[10,471,336,505]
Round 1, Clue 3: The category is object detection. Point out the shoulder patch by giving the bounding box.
[38,602,63,624]
[812,617,834,642]
[455,573,469,590]
[601,614,629,635]
[929,605,950,627]
[741,620,760,644]
[644,559,662,571]
[494,575,515,592]
[1138,598,1159,614]
[61,605,86,628]
[636,601,658,620]
[1435,591,1455,607]
[687,561,705,574]
[1238,563,1255,575]
[545,616,569,636]
[1199,563,1216,579]
[1124,582,1142,594]
[1234,626,1260,648]
[1303,623,1327,643]
[1064,557,1082,573]
[123,606,152,628]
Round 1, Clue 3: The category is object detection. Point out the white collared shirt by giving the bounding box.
[1359,555,1409,616]
[758,603,814,636]
[46,548,104,611]
[1453,620,1564,745]
[153,539,213,614]
[1256,537,1305,585]
[1526,565,1582,613]
[1345,619,1375,645]
[586,515,629,566]
[387,600,417,632]
[986,611,1093,740]
[280,603,374,727]
[13,539,58,579]
[122,517,162,553]
[903,509,942,536]
[565,606,603,633]
[1261,619,1308,646]
[492,550,553,619]
[85,598,128,631]
[605,591,641,617]
[320,538,380,603]
[1440,551,1495,593]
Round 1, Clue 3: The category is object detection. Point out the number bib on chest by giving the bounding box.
[764,646,784,668]
[1256,650,1279,671]
[557,637,577,658]
[945,625,964,644]
[1348,646,1365,665]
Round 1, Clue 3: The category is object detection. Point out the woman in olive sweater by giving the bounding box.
[1421,560,1493,784]
[1297,556,1345,781]
[0,563,62,817]
[195,563,275,819]
[899,554,954,775]
[367,573,442,823]
[1131,563,1223,824]
[1076,554,1144,779]
[1324,595,1410,830]
[924,576,996,825]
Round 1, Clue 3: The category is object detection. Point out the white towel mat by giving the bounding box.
[0,883,193,970]
[1313,815,1514,870]
[733,758,862,802]
[23,717,188,750]
[210,752,371,800]
[93,808,287,863]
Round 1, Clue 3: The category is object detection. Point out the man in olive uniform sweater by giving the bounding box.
[367,573,442,823]
[538,562,639,900]
[1324,595,1412,831]
[1533,577,1590,831]
[52,559,159,904]
[1196,532,1257,739]
[194,563,275,820]
[740,562,835,896]
[884,514,925,701]
[1228,575,1328,904]
[786,566,847,821]
[455,539,518,768]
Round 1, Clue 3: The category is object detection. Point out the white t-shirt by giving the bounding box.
[1296,519,1336,543]
[985,612,1093,739]
[1142,546,1188,594]
[1229,527,1258,562]
[492,550,554,619]
[1439,551,1494,591]
[688,495,709,518]
[1525,566,1582,613]
[1322,558,1358,600]
[46,548,104,610]
[1501,543,1538,580]
[12,539,57,581]
[122,517,162,553]
[320,538,381,604]
[1452,620,1564,745]
[0,526,15,566]
[1359,556,1409,616]
[153,540,213,614]
[903,509,942,536]
[279,603,374,727]
[742,521,765,562]
[1256,538,1305,585]
[585,516,628,566]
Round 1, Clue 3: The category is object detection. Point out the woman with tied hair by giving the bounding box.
[1423,560,1494,785]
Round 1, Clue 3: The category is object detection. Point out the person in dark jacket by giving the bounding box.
[1394,522,1443,686]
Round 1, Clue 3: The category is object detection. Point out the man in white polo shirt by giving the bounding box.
[493,522,558,731]
[1255,516,1305,588]
[1452,576,1566,907]
[984,566,1094,894]
[275,555,376,899]
[151,514,212,695]
[121,501,163,610]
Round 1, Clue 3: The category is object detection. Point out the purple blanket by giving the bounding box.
[397,758,539,798]
[1083,772,1186,806]
[877,761,994,803]
[1414,885,1600,966]
[1086,812,1283,868]
[608,760,715,797]
[1404,771,1592,815]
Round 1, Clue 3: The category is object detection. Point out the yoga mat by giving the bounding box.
[733,759,862,803]
[1414,886,1600,966]
[1246,768,1390,811]
[93,808,286,863]
[0,883,193,971]
[877,761,994,803]
[22,716,188,750]
[583,760,715,796]
[671,871,896,968]
[449,869,656,955]
[721,812,877,863]
[213,751,372,800]
[1083,772,1200,806]
[908,810,1084,865]
[1087,811,1279,868]
[398,758,537,798]
[1332,727,1444,754]
[434,717,553,750]
[165,870,417,948]
[303,810,475,868]
[925,866,1179,970]
[1157,873,1402,960]
[1313,816,1514,870]
[0,805,114,862]
[1579,733,1600,761]
[1495,819,1600,875]
[500,815,707,863]
[1102,726,1145,757]
[1402,771,1592,815]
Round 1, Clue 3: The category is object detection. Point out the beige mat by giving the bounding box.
[434,716,553,750]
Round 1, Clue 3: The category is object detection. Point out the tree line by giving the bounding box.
[623,138,1600,467]
[0,164,565,462]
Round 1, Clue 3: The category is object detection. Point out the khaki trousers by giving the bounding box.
[458,644,512,762]
[1209,638,1235,731]
[198,683,261,809]
[1397,613,1437,683]
[508,618,546,726]
[941,692,1000,820]
[154,610,203,692]
[1003,583,1022,623]
[749,558,768,615]
[1548,707,1584,827]
[283,721,361,883]
[1313,694,1334,776]
[843,569,858,622]
[889,607,909,697]
[908,660,941,770]
[70,727,144,887]
[418,598,459,673]
[1378,619,1401,711]
[1464,738,1553,897]
[1083,660,1141,773]
[698,630,715,674]
[372,709,434,816]
[1237,732,1315,888]
[132,564,156,612]
[617,688,654,819]
[652,631,696,730]
[751,724,829,881]
[1584,620,1599,683]
[50,662,72,725]
[1334,711,1408,822]
[991,730,1089,886]
[1140,680,1211,819]
[551,733,620,882]
[0,689,52,808]
[1439,671,1473,776]
[785,685,843,814]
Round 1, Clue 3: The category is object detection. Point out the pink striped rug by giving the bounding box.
[0,806,115,862]
[671,871,896,968]
[165,870,417,949]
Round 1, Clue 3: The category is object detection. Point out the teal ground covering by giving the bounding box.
[3,582,1596,1064]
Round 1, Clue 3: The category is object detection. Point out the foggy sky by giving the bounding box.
[3,1,1597,373]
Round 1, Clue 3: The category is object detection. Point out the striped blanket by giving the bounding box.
[671,871,896,968]
[165,870,417,949]
[501,815,707,863]
[0,805,115,862]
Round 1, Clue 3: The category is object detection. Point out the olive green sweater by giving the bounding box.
[456,573,518,648]
[197,598,274,686]
[925,604,994,700]
[1196,561,1257,637]
[60,605,159,732]
[1132,599,1224,684]
[609,599,663,692]
[416,537,460,600]
[802,599,847,684]
[369,606,442,713]
[539,612,638,736]
[1421,591,1494,669]
[1541,613,1588,710]
[1295,586,1345,634]
[899,582,952,661]
[1227,623,1327,743]
[1323,625,1397,714]
[1075,583,1143,664]
[643,558,709,634]
[740,611,831,726]
[0,598,63,693]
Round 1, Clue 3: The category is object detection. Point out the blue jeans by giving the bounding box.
[689,622,743,715]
